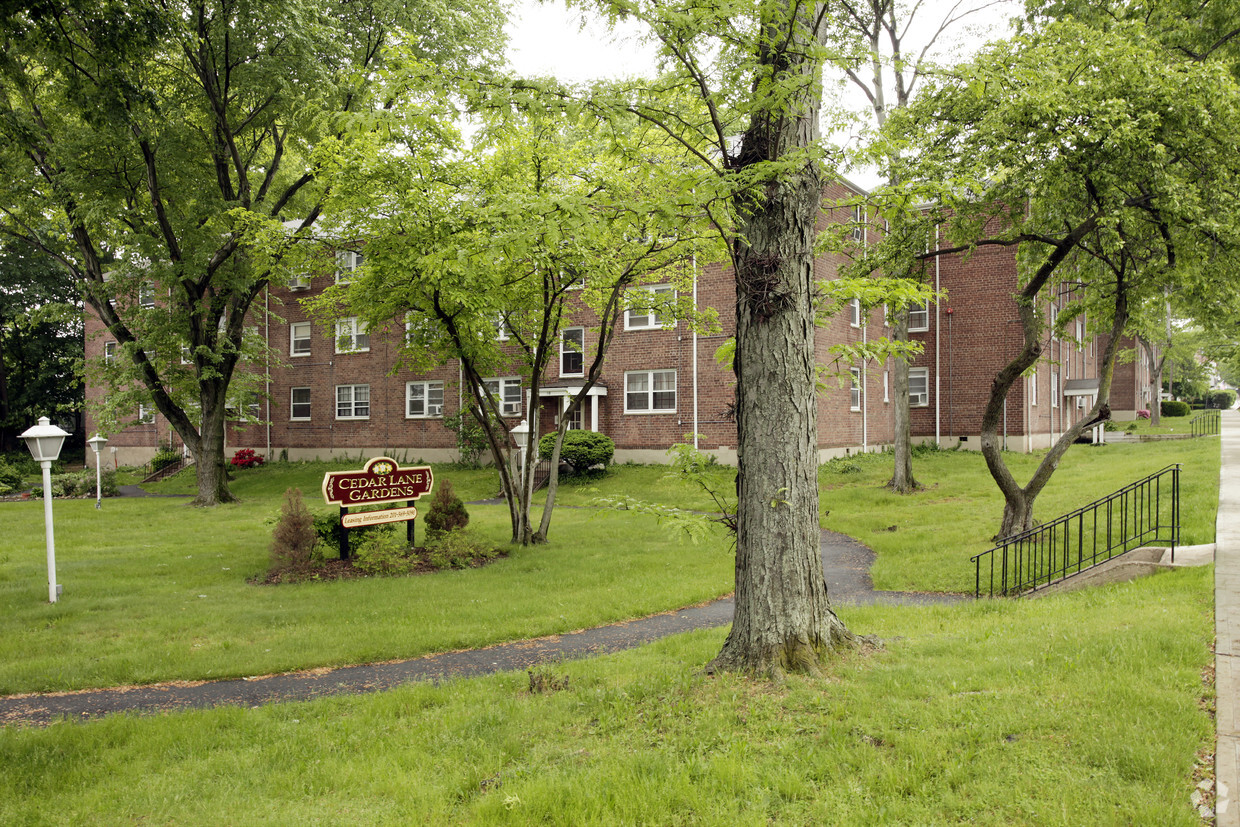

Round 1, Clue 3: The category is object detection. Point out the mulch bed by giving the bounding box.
[255,547,509,585]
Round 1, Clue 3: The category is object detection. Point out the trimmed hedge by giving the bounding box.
[539,430,615,474]
[1161,399,1191,417]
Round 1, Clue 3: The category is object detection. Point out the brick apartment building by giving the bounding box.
[82,180,1156,468]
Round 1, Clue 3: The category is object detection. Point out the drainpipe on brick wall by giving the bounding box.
[862,313,869,452]
[934,225,941,446]
[692,254,699,450]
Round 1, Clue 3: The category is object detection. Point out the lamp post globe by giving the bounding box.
[19,417,70,603]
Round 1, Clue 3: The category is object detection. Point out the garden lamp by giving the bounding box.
[20,417,70,603]
[87,433,108,509]
[511,419,530,480]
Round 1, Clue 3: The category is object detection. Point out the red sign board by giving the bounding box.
[322,457,434,508]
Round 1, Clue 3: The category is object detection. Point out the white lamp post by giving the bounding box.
[20,417,70,603]
[87,433,108,509]
[511,419,530,493]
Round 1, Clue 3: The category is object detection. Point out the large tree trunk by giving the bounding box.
[887,314,918,492]
[190,398,237,506]
[707,1,854,676]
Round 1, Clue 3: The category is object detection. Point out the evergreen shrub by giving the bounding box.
[538,430,615,474]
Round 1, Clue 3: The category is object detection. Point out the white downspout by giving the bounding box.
[692,254,699,450]
[862,225,868,452]
[934,225,941,446]
[265,287,272,459]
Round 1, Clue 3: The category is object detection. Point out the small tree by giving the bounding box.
[269,488,317,573]
[423,479,470,537]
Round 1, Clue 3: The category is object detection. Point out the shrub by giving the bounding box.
[424,528,497,570]
[423,479,469,537]
[151,447,182,472]
[353,527,414,576]
[230,448,265,469]
[443,410,491,468]
[269,488,318,573]
[538,430,615,474]
[1209,389,1237,410]
[1161,400,1191,418]
[0,459,23,495]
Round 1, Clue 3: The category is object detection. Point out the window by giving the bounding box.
[336,384,370,419]
[406,381,444,418]
[907,300,930,332]
[849,368,861,411]
[334,318,369,353]
[335,250,363,284]
[625,285,675,330]
[290,322,311,356]
[1076,316,1085,352]
[137,404,154,424]
[1051,372,1060,408]
[851,205,864,242]
[561,327,584,377]
[883,370,890,403]
[909,368,930,407]
[849,298,862,328]
[290,387,311,421]
[625,369,676,413]
[483,378,522,417]
[104,341,117,363]
[405,312,437,345]
[495,314,509,341]
[1049,305,1059,340]
[289,273,310,291]
[181,345,193,365]
[563,404,583,431]
[1030,373,1038,406]
[139,282,155,309]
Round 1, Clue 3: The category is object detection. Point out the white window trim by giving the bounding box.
[1051,372,1060,408]
[849,298,862,329]
[625,285,675,330]
[909,367,930,408]
[335,384,370,420]
[561,327,585,378]
[1030,373,1038,406]
[290,387,312,421]
[482,377,522,417]
[334,317,369,354]
[624,369,677,414]
[289,273,310,291]
[137,403,155,424]
[851,205,864,242]
[290,322,311,357]
[883,370,890,403]
[849,368,862,411]
[138,282,156,309]
[406,380,444,419]
[335,250,363,284]
[104,341,117,363]
[908,300,930,333]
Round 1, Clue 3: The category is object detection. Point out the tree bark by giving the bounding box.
[707,1,855,677]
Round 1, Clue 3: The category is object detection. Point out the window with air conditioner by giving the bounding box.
[406,381,444,418]
[909,368,930,407]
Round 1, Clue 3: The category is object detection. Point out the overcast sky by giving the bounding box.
[503,0,1015,187]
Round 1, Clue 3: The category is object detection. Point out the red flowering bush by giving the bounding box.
[230,448,265,469]
[1137,409,1151,420]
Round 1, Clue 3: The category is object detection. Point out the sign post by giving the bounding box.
[322,458,434,558]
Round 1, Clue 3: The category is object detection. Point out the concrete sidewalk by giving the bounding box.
[1217,409,1240,825]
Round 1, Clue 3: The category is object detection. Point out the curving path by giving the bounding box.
[0,527,963,728]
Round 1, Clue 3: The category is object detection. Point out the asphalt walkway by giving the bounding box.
[0,528,961,727]
[1216,410,1240,825]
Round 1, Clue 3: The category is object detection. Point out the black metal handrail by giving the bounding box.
[1192,410,1221,437]
[972,464,1180,598]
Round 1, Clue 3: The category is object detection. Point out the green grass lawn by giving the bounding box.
[821,438,1219,592]
[0,437,1220,694]
[0,566,1214,825]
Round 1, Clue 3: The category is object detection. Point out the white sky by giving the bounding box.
[504,0,1016,188]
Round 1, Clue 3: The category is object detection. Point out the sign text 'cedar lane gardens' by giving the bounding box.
[322,457,434,508]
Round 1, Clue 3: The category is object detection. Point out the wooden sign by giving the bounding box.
[322,457,433,508]
[341,505,418,529]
